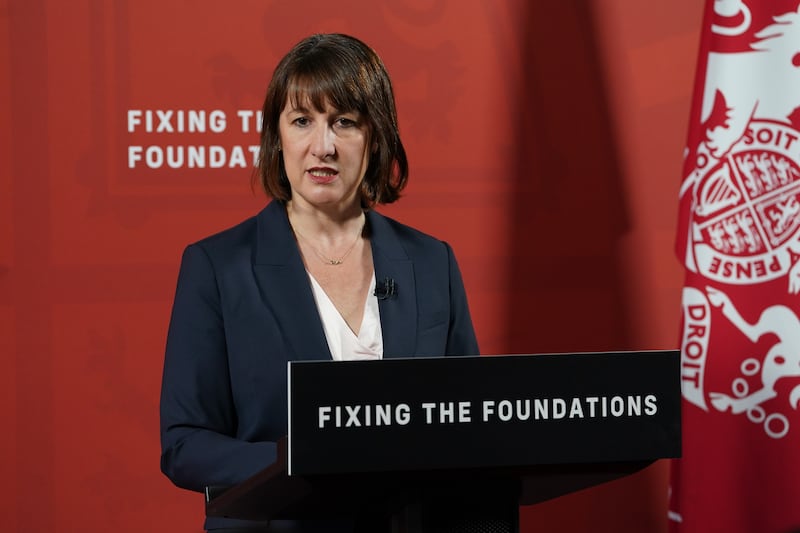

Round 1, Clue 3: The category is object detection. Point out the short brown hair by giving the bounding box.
[255,33,408,206]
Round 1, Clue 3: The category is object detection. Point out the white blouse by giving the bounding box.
[306,272,383,361]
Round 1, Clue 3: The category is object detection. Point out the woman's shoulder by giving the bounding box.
[190,201,282,250]
[182,202,291,272]
[190,213,258,253]
[369,210,451,255]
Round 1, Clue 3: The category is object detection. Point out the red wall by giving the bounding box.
[1,1,701,531]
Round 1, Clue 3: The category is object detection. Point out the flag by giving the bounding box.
[670,1,800,532]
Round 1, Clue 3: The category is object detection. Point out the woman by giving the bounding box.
[160,33,479,532]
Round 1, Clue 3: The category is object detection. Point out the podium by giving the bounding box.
[205,350,681,532]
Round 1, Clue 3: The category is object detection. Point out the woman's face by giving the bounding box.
[279,95,371,214]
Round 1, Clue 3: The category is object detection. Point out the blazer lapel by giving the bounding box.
[368,210,418,359]
[252,201,331,362]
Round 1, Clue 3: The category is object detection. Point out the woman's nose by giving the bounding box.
[310,123,335,159]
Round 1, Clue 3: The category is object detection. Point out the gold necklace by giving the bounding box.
[292,217,365,266]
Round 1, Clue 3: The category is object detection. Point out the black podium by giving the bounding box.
[205,350,681,532]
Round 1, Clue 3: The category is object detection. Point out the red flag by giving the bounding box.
[670,1,800,532]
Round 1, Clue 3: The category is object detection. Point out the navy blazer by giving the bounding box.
[160,201,479,529]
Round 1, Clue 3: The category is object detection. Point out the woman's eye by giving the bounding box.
[336,117,357,128]
[293,117,310,127]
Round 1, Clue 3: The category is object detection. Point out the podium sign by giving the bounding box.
[288,350,680,477]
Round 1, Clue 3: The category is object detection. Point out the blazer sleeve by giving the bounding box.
[160,244,275,492]
[444,242,480,356]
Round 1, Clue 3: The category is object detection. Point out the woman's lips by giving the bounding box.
[307,168,337,184]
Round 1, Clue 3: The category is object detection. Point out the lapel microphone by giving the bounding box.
[374,277,396,300]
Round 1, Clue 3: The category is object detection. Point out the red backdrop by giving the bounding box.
[1,1,701,531]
